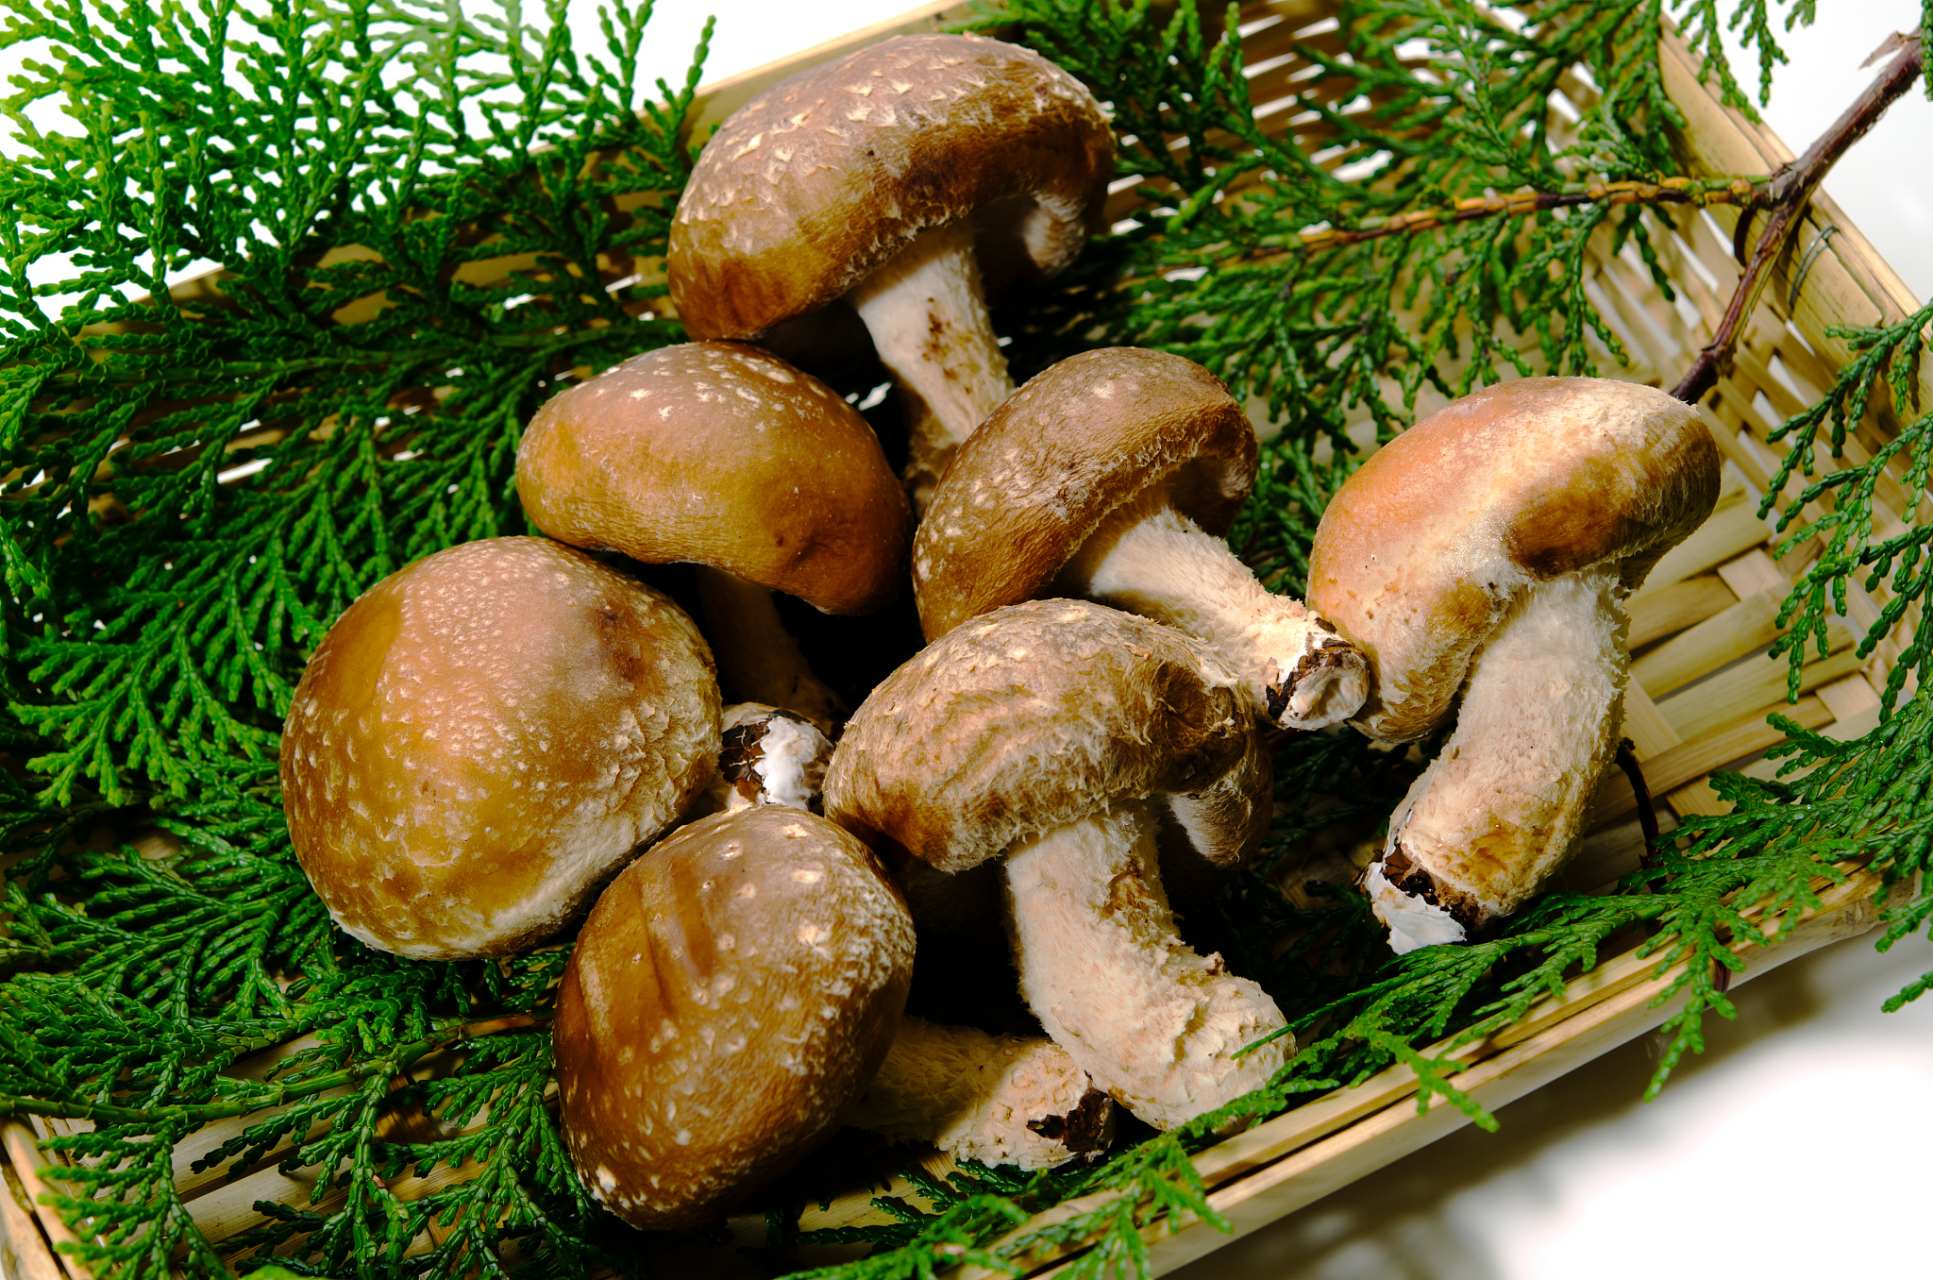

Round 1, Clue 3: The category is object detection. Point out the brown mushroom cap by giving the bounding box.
[824,599,1251,875]
[668,33,1112,340]
[1306,377,1719,742]
[517,341,911,615]
[280,537,720,959]
[913,348,1257,640]
[553,805,914,1230]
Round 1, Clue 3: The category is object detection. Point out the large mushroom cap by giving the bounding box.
[913,348,1257,640]
[554,805,914,1230]
[824,599,1251,875]
[279,537,720,959]
[668,33,1113,340]
[517,341,910,615]
[1307,376,1720,743]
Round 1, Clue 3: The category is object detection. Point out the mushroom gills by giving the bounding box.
[1003,799,1292,1130]
[1367,570,1627,946]
[1060,489,1369,730]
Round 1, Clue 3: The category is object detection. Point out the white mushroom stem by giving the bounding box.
[847,223,1017,514]
[1369,571,1627,949]
[692,567,847,734]
[1058,489,1370,730]
[697,702,835,817]
[1003,800,1292,1130]
[847,1016,1113,1170]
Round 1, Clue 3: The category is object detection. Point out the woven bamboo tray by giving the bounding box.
[3,2,1928,1277]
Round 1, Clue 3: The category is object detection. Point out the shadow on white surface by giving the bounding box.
[1170,930,1932,1280]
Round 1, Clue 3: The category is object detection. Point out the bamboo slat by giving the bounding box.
[1,1124,83,1280]
[0,1125,69,1280]
[1628,573,1737,648]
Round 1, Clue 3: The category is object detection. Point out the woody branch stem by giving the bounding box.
[1672,31,1927,405]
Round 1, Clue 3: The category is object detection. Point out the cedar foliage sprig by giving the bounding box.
[1,0,1929,1277]
[2,0,708,1274]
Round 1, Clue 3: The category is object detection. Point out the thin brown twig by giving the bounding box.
[1180,177,1773,285]
[1671,31,1927,405]
[1288,177,1766,257]
[1613,738,1662,870]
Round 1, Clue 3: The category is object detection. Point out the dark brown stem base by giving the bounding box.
[1615,737,1662,870]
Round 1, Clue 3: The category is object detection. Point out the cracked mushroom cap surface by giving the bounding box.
[554,805,914,1230]
[667,32,1113,339]
[280,537,720,959]
[1306,376,1720,743]
[517,341,911,615]
[913,348,1258,641]
[823,599,1252,875]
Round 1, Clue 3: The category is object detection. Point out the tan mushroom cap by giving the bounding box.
[1307,377,1720,743]
[553,806,914,1230]
[824,599,1251,875]
[517,341,911,615]
[280,537,720,959]
[913,348,1257,640]
[668,33,1112,339]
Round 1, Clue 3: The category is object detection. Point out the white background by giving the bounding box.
[5,2,1931,1276]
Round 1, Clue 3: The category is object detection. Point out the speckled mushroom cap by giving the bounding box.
[517,342,911,615]
[667,33,1113,339]
[553,805,914,1230]
[280,537,720,959]
[823,599,1251,875]
[1306,377,1719,742]
[913,348,1257,640]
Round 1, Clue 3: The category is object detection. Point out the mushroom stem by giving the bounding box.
[695,703,835,817]
[847,1016,1114,1169]
[693,566,847,733]
[1059,490,1369,730]
[1368,572,1627,951]
[847,224,1017,513]
[1002,800,1292,1130]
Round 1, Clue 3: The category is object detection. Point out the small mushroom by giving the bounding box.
[915,347,1369,730]
[517,341,911,731]
[279,537,720,959]
[847,1016,1113,1170]
[668,33,1113,510]
[553,805,914,1230]
[698,702,836,816]
[825,599,1292,1130]
[696,703,1115,1169]
[1155,716,1276,908]
[1306,377,1721,951]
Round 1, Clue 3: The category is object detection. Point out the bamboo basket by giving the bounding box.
[2,2,1928,1277]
